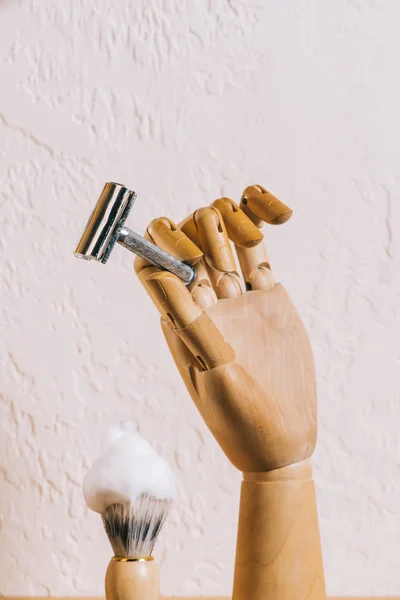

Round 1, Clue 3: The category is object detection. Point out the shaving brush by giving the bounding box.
[103,495,172,600]
[83,420,176,600]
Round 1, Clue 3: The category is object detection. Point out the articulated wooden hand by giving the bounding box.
[134,185,316,473]
[135,185,326,599]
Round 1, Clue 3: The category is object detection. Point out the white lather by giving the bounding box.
[83,420,177,514]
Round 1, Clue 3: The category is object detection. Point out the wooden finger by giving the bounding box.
[178,214,218,309]
[177,311,235,370]
[139,268,234,370]
[236,242,275,291]
[211,197,272,291]
[211,197,263,248]
[138,268,202,329]
[143,216,211,309]
[179,213,200,246]
[147,217,203,265]
[235,184,292,290]
[181,208,244,299]
[133,217,202,276]
[188,259,218,310]
[240,185,293,227]
[194,207,236,271]
[194,206,243,299]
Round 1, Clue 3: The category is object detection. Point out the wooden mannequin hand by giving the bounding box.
[135,186,326,599]
[134,186,317,473]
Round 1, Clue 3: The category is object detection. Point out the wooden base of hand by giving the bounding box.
[233,460,326,600]
[105,559,159,600]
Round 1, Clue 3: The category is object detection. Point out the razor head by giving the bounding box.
[75,182,137,264]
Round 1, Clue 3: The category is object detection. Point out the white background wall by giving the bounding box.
[1,0,400,596]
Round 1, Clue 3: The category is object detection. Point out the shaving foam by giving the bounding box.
[83,420,177,513]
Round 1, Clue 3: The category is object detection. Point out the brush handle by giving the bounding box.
[233,460,326,600]
[105,558,159,600]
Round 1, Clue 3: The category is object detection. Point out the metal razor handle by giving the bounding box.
[118,227,195,284]
[74,182,196,285]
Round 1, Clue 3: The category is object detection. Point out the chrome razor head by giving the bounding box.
[74,182,195,285]
[75,182,136,264]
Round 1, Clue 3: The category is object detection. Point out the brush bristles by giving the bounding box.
[101,494,171,558]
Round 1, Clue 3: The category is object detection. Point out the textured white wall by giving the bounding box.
[1,0,399,596]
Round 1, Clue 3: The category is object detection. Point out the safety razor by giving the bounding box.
[74,182,195,285]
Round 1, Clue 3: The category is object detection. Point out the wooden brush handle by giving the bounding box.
[105,558,159,600]
[233,460,326,600]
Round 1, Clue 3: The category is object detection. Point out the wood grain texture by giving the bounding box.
[211,197,263,248]
[161,284,318,473]
[137,198,324,600]
[233,462,325,600]
[240,184,293,227]
[104,559,159,600]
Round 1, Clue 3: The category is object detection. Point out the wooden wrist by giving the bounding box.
[233,459,326,600]
[244,457,313,481]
